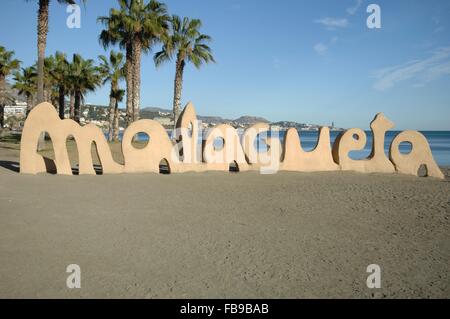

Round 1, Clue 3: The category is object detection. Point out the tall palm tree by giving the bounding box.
[27,0,84,103]
[63,57,76,120]
[98,50,125,141]
[67,54,101,123]
[43,55,58,105]
[0,46,21,128]
[154,16,215,126]
[13,66,37,115]
[67,84,76,120]
[49,52,70,119]
[111,88,125,142]
[98,0,169,126]
[98,3,133,127]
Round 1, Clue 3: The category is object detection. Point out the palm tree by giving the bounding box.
[26,0,84,104]
[49,52,70,119]
[98,0,169,126]
[63,56,77,120]
[154,15,215,126]
[67,54,101,123]
[13,66,37,115]
[0,46,21,128]
[111,88,125,142]
[43,55,57,105]
[98,50,125,141]
[98,3,133,127]
[67,84,76,120]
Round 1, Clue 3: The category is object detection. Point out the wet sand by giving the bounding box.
[0,141,449,298]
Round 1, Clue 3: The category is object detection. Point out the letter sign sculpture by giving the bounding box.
[20,102,444,180]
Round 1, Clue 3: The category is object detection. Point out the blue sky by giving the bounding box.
[0,0,449,130]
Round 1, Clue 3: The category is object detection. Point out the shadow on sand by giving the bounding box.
[0,159,105,175]
[0,160,20,173]
[0,157,57,174]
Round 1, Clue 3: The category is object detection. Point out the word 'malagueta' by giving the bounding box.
[20,102,444,179]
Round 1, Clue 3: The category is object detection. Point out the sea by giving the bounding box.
[124,130,450,167]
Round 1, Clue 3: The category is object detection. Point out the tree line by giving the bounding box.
[0,0,215,142]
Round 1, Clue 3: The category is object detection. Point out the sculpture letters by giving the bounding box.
[19,102,444,179]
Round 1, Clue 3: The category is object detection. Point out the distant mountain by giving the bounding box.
[141,107,268,124]
[234,116,270,124]
[84,104,343,130]
[141,106,171,114]
[272,121,309,128]
[197,115,231,124]
[141,107,229,124]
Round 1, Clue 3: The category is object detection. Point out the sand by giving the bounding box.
[0,138,449,298]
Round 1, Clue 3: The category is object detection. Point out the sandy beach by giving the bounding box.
[0,139,449,299]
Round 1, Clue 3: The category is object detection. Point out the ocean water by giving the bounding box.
[126,130,450,167]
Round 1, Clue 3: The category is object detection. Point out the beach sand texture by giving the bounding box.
[0,140,449,298]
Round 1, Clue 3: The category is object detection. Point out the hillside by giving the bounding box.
[80,104,344,131]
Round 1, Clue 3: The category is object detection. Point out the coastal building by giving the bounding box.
[3,101,27,117]
[271,125,282,131]
[2,101,28,130]
[154,117,174,127]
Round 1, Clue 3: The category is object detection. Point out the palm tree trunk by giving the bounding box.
[0,105,4,128]
[173,55,185,127]
[37,0,49,104]
[35,0,48,151]
[51,93,58,109]
[113,100,120,142]
[44,87,53,103]
[132,39,142,122]
[69,92,75,119]
[125,44,133,127]
[0,75,5,128]
[74,91,81,123]
[58,86,65,119]
[108,88,116,142]
[26,94,34,116]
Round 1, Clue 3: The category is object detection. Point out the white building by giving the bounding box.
[3,101,27,117]
[154,117,174,127]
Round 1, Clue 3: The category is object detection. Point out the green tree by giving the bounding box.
[43,55,58,106]
[13,66,37,115]
[154,15,215,126]
[26,0,85,103]
[49,51,70,119]
[67,54,102,123]
[0,46,21,128]
[4,115,24,131]
[98,0,169,126]
[98,50,125,141]
[111,88,125,142]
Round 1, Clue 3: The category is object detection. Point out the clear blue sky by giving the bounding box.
[1,0,449,130]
